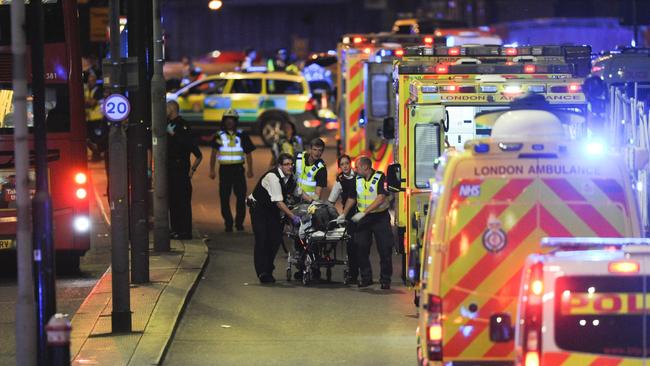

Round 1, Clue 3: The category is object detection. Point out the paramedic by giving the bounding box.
[209,109,256,232]
[249,153,302,283]
[295,138,327,201]
[344,156,393,289]
[328,154,359,284]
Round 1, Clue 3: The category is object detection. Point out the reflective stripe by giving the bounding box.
[218,131,244,165]
[356,172,385,213]
[295,152,323,195]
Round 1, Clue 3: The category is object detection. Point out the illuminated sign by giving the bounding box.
[561,292,650,315]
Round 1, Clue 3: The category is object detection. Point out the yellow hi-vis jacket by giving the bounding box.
[84,86,102,121]
[217,130,245,165]
[355,171,388,213]
[295,152,324,197]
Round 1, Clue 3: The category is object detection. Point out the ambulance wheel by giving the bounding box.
[259,114,286,146]
[326,267,332,282]
[302,271,311,286]
[286,268,292,282]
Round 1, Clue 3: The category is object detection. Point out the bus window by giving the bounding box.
[0,85,70,133]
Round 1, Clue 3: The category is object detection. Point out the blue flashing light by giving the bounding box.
[585,141,604,156]
[408,269,416,279]
[532,144,544,151]
[446,36,455,47]
[474,143,490,153]
[358,117,366,127]
[528,85,546,93]
[374,55,381,63]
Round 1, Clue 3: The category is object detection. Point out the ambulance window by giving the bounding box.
[554,276,645,358]
[188,79,226,95]
[266,80,303,95]
[414,124,441,188]
[231,78,262,94]
[370,74,389,118]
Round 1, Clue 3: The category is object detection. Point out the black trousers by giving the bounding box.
[219,164,247,229]
[168,159,192,235]
[251,205,283,277]
[355,210,394,284]
[345,221,359,280]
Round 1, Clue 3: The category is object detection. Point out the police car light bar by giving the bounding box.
[541,237,650,248]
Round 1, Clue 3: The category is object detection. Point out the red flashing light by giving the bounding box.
[424,36,434,44]
[353,36,363,44]
[448,47,460,56]
[444,85,458,92]
[524,64,536,73]
[395,49,404,57]
[505,47,517,56]
[435,64,449,74]
[305,98,317,111]
[568,83,581,93]
[609,260,640,274]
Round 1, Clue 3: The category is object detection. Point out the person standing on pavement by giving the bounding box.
[248,153,302,283]
[295,138,327,202]
[209,109,255,232]
[166,100,203,240]
[84,71,105,161]
[328,154,359,284]
[269,120,303,167]
[343,156,393,289]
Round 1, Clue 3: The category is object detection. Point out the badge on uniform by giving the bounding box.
[482,214,507,253]
[369,187,374,193]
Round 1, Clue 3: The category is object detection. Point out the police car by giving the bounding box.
[516,237,650,366]
[167,71,326,146]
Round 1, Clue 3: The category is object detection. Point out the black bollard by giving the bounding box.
[46,313,71,366]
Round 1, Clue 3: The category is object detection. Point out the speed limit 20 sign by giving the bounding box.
[103,94,131,121]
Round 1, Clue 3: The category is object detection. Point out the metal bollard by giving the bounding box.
[46,313,71,366]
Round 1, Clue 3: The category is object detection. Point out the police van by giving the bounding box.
[517,237,650,366]
[414,108,642,365]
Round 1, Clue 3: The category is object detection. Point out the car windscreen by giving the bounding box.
[0,84,70,133]
[554,275,646,358]
[266,79,303,95]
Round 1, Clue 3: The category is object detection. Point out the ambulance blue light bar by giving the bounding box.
[541,237,650,248]
[474,143,490,153]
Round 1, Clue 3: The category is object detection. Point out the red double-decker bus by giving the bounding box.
[0,0,90,267]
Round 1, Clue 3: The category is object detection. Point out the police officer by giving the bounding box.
[295,138,327,201]
[167,100,203,239]
[209,109,256,232]
[343,156,394,289]
[270,120,303,167]
[248,153,302,283]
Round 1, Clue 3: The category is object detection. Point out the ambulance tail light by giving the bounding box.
[568,83,581,93]
[435,64,449,74]
[522,262,543,366]
[524,64,536,73]
[424,294,443,361]
[609,260,640,274]
[447,47,460,56]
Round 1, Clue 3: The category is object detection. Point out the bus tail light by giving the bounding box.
[609,260,639,274]
[74,172,87,185]
[522,262,543,366]
[73,216,90,232]
[425,295,443,361]
[75,188,87,200]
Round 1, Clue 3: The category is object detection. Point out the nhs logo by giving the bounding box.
[459,184,481,197]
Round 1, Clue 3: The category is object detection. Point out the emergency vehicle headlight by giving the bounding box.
[342,36,350,44]
[528,85,546,93]
[504,85,522,94]
[473,143,490,153]
[480,85,498,93]
[73,216,91,232]
[421,86,438,93]
[585,141,604,156]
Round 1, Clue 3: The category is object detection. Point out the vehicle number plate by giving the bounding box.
[0,239,14,250]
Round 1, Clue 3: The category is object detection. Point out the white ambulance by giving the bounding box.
[516,237,650,366]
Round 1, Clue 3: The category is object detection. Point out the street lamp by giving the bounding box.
[208,0,222,10]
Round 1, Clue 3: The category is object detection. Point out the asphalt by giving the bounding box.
[70,236,208,366]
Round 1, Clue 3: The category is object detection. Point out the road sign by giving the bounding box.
[103,94,131,121]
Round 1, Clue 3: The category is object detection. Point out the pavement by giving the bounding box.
[69,236,208,366]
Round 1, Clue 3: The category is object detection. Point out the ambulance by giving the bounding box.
[336,33,443,168]
[516,237,650,366]
[414,108,642,365]
[387,44,592,288]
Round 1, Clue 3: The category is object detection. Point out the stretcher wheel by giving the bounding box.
[286,268,291,281]
[302,271,311,286]
[326,267,332,282]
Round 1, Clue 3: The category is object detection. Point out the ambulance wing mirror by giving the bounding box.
[489,313,514,342]
[386,163,404,192]
[382,117,395,139]
[583,76,607,114]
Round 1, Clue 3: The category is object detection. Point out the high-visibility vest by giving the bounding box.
[84,86,102,121]
[217,130,245,165]
[295,152,324,197]
[278,136,302,157]
[355,171,388,213]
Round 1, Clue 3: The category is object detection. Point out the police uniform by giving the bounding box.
[212,128,255,231]
[167,116,202,239]
[249,168,300,280]
[350,170,394,286]
[295,151,327,199]
[328,172,359,283]
[84,83,106,160]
